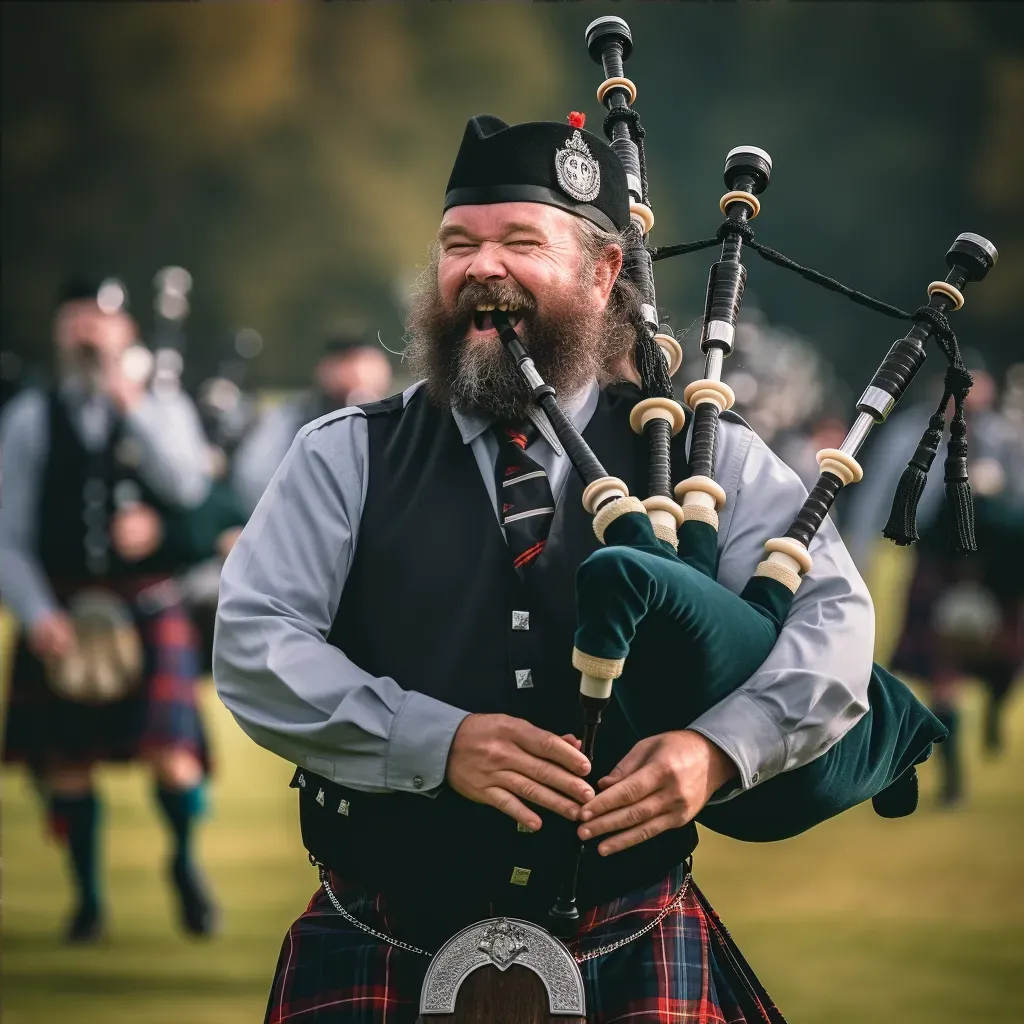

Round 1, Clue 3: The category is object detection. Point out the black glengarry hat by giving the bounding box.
[444,114,629,234]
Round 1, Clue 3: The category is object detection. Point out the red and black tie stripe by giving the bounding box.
[493,421,555,574]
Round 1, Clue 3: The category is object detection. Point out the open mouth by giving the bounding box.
[472,304,524,332]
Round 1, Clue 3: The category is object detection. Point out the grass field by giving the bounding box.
[3,546,1023,1022]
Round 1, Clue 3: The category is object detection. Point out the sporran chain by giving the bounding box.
[317,863,691,964]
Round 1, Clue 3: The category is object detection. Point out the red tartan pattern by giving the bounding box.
[264,864,784,1023]
[3,596,209,772]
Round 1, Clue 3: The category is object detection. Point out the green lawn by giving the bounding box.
[3,547,1023,1022]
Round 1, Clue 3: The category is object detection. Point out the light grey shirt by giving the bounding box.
[214,380,874,802]
[0,383,212,627]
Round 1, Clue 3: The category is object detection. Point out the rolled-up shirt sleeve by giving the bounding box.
[213,409,470,794]
[686,420,874,798]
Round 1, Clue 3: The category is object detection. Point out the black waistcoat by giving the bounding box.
[37,390,177,582]
[294,383,699,928]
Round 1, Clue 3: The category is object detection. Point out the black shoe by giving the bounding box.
[66,903,104,944]
[170,859,220,937]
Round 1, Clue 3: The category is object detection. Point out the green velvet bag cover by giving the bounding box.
[573,510,947,840]
[697,664,946,841]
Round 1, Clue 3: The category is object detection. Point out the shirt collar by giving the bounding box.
[451,378,600,456]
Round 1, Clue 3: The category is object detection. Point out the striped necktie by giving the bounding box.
[493,421,556,573]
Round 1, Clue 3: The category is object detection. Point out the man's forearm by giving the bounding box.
[213,600,469,793]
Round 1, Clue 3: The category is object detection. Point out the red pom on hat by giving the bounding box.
[567,111,586,129]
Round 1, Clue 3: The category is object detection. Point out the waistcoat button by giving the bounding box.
[515,669,534,689]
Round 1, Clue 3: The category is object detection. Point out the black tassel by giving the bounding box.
[943,399,977,553]
[883,412,944,545]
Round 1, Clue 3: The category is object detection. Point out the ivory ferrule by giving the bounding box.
[719,190,761,218]
[927,280,965,310]
[816,447,863,487]
[764,536,813,575]
[630,202,655,235]
[683,378,736,413]
[579,673,614,701]
[629,397,686,436]
[581,476,629,516]
[674,475,727,511]
[597,76,637,105]
[643,495,685,527]
[653,333,683,376]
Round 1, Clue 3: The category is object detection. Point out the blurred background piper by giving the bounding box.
[1,2,1021,1023]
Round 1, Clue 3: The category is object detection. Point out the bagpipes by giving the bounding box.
[416,15,996,1021]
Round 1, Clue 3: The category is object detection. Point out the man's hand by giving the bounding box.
[446,714,595,831]
[111,504,164,561]
[577,730,738,856]
[28,611,77,661]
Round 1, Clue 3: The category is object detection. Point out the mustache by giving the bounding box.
[452,280,537,323]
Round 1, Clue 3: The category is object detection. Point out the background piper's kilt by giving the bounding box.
[2,579,210,772]
[891,501,1024,689]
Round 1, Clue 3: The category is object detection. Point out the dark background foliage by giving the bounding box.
[3,1,1022,391]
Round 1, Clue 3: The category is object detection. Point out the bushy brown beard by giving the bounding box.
[405,248,633,422]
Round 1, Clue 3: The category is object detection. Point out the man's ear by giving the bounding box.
[592,245,623,307]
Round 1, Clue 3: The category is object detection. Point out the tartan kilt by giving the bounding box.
[265,862,784,1024]
[891,551,1024,689]
[2,581,209,772]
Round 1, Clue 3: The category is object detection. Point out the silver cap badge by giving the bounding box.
[554,130,601,204]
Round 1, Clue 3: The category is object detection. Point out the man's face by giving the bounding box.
[407,202,624,419]
[53,300,137,388]
[316,347,393,405]
[436,202,614,338]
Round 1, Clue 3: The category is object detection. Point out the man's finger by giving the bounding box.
[577,792,667,841]
[596,742,648,790]
[596,812,676,857]
[505,749,595,804]
[516,722,591,776]
[579,764,661,821]
[560,734,583,750]
[482,786,542,832]
[494,770,585,822]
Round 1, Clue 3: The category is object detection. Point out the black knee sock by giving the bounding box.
[933,704,962,801]
[49,792,101,912]
[154,783,204,873]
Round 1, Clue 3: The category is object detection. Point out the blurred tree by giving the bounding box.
[1,2,564,387]
[2,2,1021,390]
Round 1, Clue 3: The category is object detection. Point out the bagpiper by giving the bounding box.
[1,276,220,941]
